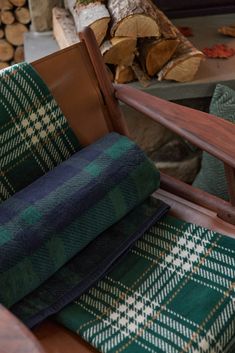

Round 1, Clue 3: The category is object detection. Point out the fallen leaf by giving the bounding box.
[203,44,235,58]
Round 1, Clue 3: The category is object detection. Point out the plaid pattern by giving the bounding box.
[12,198,169,328]
[193,84,235,200]
[0,62,80,203]
[56,215,235,353]
[1,132,160,309]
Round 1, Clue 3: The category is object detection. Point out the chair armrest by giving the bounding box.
[114,84,235,169]
[0,305,44,353]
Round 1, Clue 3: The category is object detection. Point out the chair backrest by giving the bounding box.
[31,29,128,146]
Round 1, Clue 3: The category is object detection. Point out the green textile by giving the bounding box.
[0,62,80,203]
[56,215,235,353]
[1,132,161,309]
[193,84,235,200]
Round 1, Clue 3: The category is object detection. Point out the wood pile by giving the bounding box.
[53,0,204,85]
[0,0,30,69]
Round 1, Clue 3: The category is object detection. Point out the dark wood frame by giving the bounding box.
[2,27,235,353]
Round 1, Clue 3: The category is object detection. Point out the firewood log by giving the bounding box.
[67,0,110,45]
[218,25,235,37]
[154,10,203,82]
[14,45,24,63]
[0,0,13,10]
[0,28,4,38]
[139,38,179,76]
[158,32,204,82]
[15,6,30,24]
[9,0,26,6]
[132,61,151,87]
[0,61,9,69]
[52,7,79,49]
[107,0,160,38]
[115,65,136,83]
[5,22,28,46]
[1,9,15,24]
[100,37,136,66]
[0,38,14,61]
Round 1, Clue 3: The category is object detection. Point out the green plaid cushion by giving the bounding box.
[56,215,235,353]
[0,62,80,202]
[193,84,235,200]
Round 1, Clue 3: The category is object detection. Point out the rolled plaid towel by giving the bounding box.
[0,132,167,314]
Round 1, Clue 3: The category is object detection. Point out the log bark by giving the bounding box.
[0,0,13,10]
[67,0,110,45]
[139,38,179,76]
[9,0,26,6]
[100,37,136,66]
[107,0,160,38]
[5,22,28,45]
[0,38,14,61]
[15,6,31,24]
[14,45,24,63]
[132,61,151,87]
[218,25,235,37]
[1,9,15,24]
[52,7,79,49]
[115,65,135,83]
[156,11,203,82]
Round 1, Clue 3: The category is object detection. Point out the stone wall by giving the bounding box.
[29,0,63,32]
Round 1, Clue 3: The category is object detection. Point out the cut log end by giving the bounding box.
[5,22,28,46]
[113,14,160,38]
[90,17,110,46]
[101,37,136,66]
[0,39,14,61]
[159,54,204,82]
[0,61,9,70]
[115,65,135,83]
[140,38,180,76]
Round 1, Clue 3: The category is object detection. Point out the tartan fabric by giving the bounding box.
[1,132,161,309]
[11,197,169,328]
[56,215,235,353]
[0,62,80,203]
[193,84,235,200]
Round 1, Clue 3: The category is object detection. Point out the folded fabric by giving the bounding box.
[0,62,80,203]
[11,197,169,328]
[56,215,235,353]
[193,84,235,200]
[0,132,162,308]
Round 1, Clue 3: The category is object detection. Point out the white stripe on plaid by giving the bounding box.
[70,218,235,353]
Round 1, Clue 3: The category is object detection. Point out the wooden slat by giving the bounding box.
[114,83,235,169]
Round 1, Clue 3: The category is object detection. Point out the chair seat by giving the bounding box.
[34,196,235,353]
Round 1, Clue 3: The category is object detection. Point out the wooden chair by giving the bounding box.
[1,27,235,353]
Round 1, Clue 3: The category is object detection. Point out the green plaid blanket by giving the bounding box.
[56,215,235,353]
[0,62,80,202]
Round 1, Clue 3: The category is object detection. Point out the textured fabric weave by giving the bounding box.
[1,132,161,309]
[56,215,235,353]
[193,84,235,200]
[0,62,80,203]
[12,197,169,328]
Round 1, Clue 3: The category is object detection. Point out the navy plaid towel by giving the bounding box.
[0,132,169,325]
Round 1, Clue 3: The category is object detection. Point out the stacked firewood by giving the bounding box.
[0,0,30,69]
[53,0,204,84]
